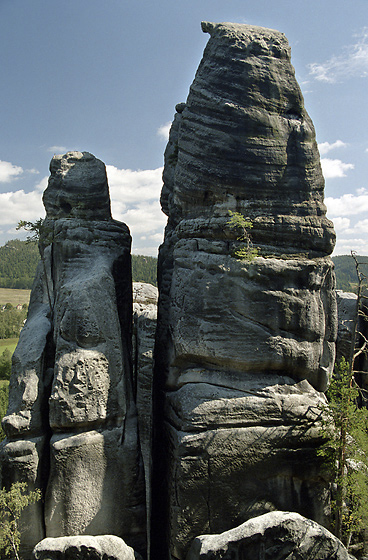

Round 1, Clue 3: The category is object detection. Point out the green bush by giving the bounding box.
[0,381,9,441]
[0,308,27,339]
[0,350,11,380]
[0,482,41,560]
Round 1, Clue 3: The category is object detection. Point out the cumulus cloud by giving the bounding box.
[106,166,163,205]
[0,177,46,228]
[0,160,24,183]
[353,218,368,234]
[308,27,368,82]
[321,158,354,179]
[318,140,347,156]
[332,217,351,233]
[325,188,368,217]
[0,165,167,255]
[333,236,368,256]
[157,122,171,141]
[325,189,368,255]
[107,166,166,255]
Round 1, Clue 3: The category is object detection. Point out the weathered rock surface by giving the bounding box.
[152,22,337,560]
[1,152,146,556]
[161,21,335,258]
[186,511,350,560]
[32,535,141,560]
[133,282,158,530]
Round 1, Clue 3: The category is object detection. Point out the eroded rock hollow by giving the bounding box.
[151,22,337,560]
[0,152,146,557]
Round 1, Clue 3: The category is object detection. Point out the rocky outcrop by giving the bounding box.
[152,22,337,560]
[1,152,146,556]
[133,282,158,535]
[32,535,141,560]
[186,512,350,560]
[160,22,335,259]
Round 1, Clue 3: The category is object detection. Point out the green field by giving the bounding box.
[0,338,19,354]
[0,288,31,306]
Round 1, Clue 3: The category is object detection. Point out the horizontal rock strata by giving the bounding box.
[1,152,146,556]
[152,22,337,560]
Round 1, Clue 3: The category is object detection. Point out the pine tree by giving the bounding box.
[0,482,41,560]
[319,252,368,550]
[227,211,258,261]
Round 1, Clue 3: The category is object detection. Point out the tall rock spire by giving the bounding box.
[0,152,146,557]
[152,23,337,560]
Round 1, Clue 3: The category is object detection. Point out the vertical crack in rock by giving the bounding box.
[0,151,146,558]
[152,22,337,560]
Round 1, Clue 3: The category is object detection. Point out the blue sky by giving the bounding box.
[0,0,367,256]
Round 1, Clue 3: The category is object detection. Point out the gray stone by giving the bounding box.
[32,534,141,560]
[152,22,337,560]
[0,247,53,553]
[161,22,335,258]
[133,282,158,530]
[43,151,112,220]
[1,151,146,556]
[0,437,45,556]
[164,378,330,560]
[186,511,349,560]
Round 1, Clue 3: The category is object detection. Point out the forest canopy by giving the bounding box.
[0,240,39,289]
[0,240,158,288]
[0,240,367,292]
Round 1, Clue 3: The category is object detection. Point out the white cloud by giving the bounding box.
[0,179,46,227]
[26,168,40,175]
[0,160,23,183]
[333,237,368,256]
[107,166,166,256]
[106,166,163,204]
[309,28,368,83]
[332,217,351,233]
[47,145,67,154]
[321,158,354,179]
[157,122,171,141]
[326,189,368,255]
[318,140,347,156]
[0,165,167,256]
[353,218,368,234]
[326,188,368,218]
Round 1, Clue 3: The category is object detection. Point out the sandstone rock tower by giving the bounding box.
[0,152,146,556]
[152,22,337,560]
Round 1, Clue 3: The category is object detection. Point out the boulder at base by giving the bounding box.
[186,511,350,560]
[32,534,141,560]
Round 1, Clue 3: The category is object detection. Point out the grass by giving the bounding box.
[0,338,18,354]
[0,288,31,306]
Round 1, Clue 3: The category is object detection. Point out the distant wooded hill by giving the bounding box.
[0,240,158,288]
[332,254,368,293]
[0,240,39,289]
[0,240,366,292]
